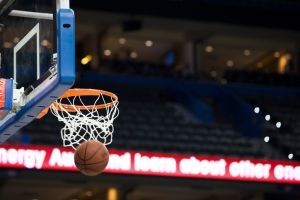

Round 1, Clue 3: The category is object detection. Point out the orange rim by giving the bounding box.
[52,88,118,112]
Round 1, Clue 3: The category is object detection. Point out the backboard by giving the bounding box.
[0,0,75,142]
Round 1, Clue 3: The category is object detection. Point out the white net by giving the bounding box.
[50,90,119,149]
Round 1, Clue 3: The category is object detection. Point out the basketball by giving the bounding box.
[74,140,109,176]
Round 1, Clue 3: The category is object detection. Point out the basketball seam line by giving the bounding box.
[85,145,103,161]
[77,160,109,171]
[84,141,89,165]
[76,149,85,161]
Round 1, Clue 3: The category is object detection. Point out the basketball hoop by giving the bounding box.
[45,88,119,149]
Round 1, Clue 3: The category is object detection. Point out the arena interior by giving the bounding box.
[1,1,300,200]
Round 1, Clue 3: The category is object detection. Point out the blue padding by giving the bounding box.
[57,9,76,85]
[216,90,261,137]
[0,9,75,141]
[176,92,213,124]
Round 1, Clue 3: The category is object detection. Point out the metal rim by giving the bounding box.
[52,88,118,112]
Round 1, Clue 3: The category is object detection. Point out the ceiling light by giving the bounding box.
[210,70,217,77]
[41,40,49,47]
[119,38,126,44]
[13,37,20,43]
[265,114,271,121]
[226,60,234,67]
[3,42,13,48]
[276,122,281,128]
[257,62,263,68]
[288,153,294,160]
[145,40,153,47]
[104,49,112,56]
[130,51,138,59]
[254,107,260,114]
[81,54,93,65]
[85,191,93,197]
[205,45,214,53]
[244,49,251,56]
[264,136,270,143]
[274,51,280,58]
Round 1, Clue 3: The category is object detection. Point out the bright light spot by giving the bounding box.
[145,40,153,47]
[130,51,138,59]
[210,70,217,77]
[244,49,251,56]
[41,39,49,47]
[254,107,260,114]
[274,51,280,58]
[226,60,234,67]
[278,54,290,74]
[3,42,13,48]
[13,37,20,43]
[205,45,214,53]
[257,62,263,68]
[288,153,294,160]
[264,136,270,143]
[104,49,112,56]
[81,54,93,65]
[276,122,282,128]
[265,115,271,121]
[107,188,118,200]
[119,38,126,44]
[85,191,93,197]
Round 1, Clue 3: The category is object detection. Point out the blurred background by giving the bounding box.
[1,0,300,199]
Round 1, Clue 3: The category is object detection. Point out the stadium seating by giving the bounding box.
[19,81,266,159]
[111,100,264,158]
[243,95,300,159]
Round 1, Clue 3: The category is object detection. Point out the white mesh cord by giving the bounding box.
[50,92,119,149]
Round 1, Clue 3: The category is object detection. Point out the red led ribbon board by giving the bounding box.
[1,144,300,184]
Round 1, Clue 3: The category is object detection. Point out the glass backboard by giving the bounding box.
[0,0,75,142]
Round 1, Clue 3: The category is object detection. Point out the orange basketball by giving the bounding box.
[74,140,109,176]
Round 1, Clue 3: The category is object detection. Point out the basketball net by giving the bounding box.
[50,89,119,149]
